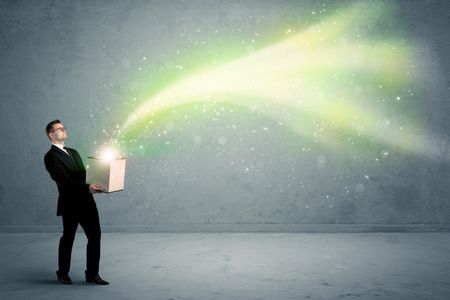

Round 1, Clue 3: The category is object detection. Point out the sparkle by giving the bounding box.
[218,136,227,145]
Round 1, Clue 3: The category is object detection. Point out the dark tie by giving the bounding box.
[63,147,71,156]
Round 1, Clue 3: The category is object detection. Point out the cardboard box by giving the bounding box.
[86,157,126,193]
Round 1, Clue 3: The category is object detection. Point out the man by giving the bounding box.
[44,120,109,285]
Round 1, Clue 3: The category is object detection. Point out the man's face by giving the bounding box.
[49,123,68,142]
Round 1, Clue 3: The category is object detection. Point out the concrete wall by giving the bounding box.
[0,0,449,229]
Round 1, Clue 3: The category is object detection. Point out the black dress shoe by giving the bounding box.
[86,275,109,285]
[56,271,73,284]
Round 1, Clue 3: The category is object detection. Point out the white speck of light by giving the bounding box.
[194,136,202,145]
[218,136,227,145]
[356,184,365,192]
[317,155,326,168]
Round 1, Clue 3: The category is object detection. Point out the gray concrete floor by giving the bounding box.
[0,233,449,300]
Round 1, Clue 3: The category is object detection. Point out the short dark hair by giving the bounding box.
[45,119,61,139]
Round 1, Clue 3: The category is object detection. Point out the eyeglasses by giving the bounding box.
[52,127,67,133]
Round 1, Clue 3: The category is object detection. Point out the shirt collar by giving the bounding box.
[52,143,69,154]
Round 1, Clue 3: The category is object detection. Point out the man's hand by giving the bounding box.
[89,184,105,194]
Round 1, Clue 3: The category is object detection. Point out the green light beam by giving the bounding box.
[113,1,433,159]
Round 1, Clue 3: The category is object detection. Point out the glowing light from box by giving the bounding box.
[96,147,122,161]
[102,150,114,161]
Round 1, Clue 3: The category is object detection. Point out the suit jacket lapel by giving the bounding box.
[51,145,78,170]
[65,147,85,172]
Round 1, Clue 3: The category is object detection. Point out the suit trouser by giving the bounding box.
[58,205,101,277]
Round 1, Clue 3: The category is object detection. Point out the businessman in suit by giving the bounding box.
[44,120,109,285]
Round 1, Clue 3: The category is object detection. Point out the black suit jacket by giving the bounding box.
[44,145,95,216]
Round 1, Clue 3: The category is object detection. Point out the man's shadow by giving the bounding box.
[17,269,104,286]
[12,269,62,285]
